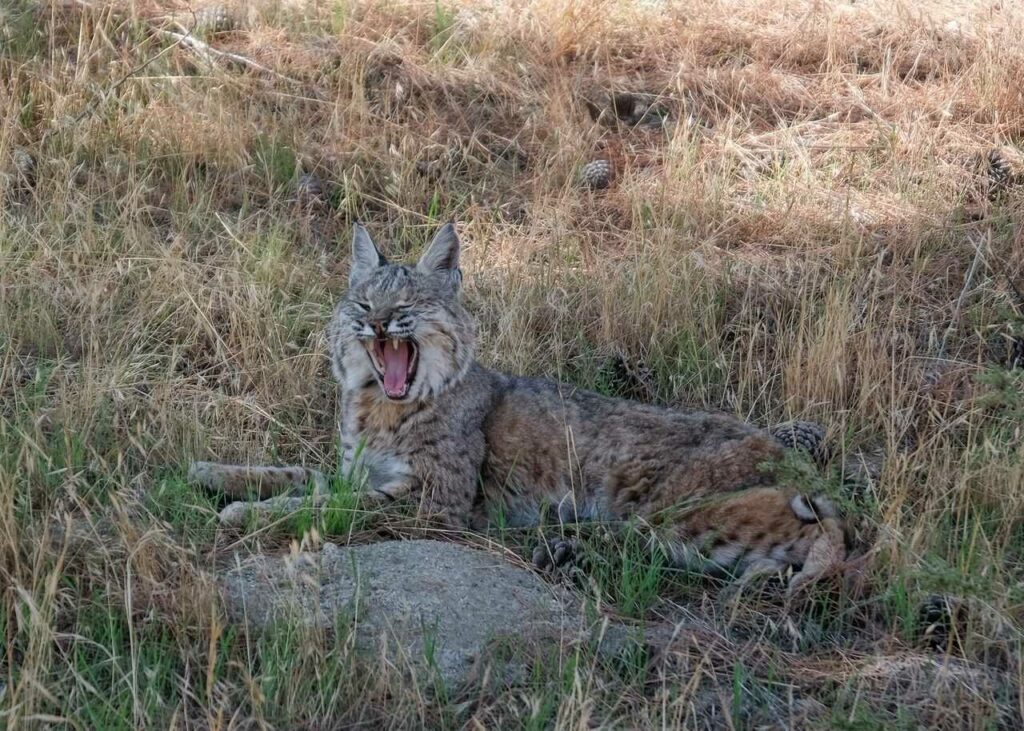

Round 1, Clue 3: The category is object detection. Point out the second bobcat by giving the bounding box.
[191,223,847,594]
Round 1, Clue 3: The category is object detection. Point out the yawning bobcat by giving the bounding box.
[190,224,847,594]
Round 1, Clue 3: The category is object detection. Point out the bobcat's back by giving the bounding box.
[481,375,783,523]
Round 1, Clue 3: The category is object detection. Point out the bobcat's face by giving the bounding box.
[329,224,476,403]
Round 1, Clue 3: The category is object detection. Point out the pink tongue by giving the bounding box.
[381,341,411,396]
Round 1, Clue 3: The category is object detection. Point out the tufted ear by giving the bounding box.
[416,223,461,281]
[350,223,387,286]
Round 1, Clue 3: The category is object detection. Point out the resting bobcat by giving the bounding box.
[190,224,847,593]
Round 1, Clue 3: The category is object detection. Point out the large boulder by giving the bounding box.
[218,539,581,686]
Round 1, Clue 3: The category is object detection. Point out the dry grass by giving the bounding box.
[2,0,1023,727]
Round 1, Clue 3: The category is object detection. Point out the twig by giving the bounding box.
[61,0,318,122]
[938,229,989,361]
[1001,269,1024,314]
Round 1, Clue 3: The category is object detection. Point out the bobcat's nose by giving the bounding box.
[370,320,388,337]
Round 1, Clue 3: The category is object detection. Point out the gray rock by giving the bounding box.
[219,539,581,686]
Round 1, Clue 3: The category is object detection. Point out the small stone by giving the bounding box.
[579,158,614,189]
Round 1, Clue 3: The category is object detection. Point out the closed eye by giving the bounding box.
[352,301,371,312]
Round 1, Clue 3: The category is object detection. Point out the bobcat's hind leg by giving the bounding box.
[786,518,847,596]
[532,491,605,571]
[718,557,789,605]
[664,487,848,598]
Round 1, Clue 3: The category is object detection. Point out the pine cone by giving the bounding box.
[987,146,1024,199]
[12,146,35,180]
[768,420,830,464]
[192,5,238,35]
[1009,335,1023,369]
[364,52,410,116]
[606,353,657,403]
[586,91,671,129]
[295,172,325,206]
[917,594,967,652]
[838,446,886,503]
[609,92,642,122]
[579,159,614,189]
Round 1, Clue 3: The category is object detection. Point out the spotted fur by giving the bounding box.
[192,224,848,593]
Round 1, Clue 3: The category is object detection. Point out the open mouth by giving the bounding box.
[366,337,419,400]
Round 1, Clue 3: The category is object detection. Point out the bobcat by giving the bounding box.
[190,224,847,594]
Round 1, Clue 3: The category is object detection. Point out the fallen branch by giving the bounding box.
[66,1,317,96]
[160,24,314,93]
[37,1,189,148]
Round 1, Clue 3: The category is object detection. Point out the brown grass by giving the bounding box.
[2,0,1023,727]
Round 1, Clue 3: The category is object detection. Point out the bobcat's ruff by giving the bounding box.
[191,224,847,593]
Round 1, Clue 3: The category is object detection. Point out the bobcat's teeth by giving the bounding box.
[391,338,399,350]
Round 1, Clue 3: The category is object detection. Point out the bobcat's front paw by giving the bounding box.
[218,495,323,528]
[351,458,415,504]
[532,536,578,571]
